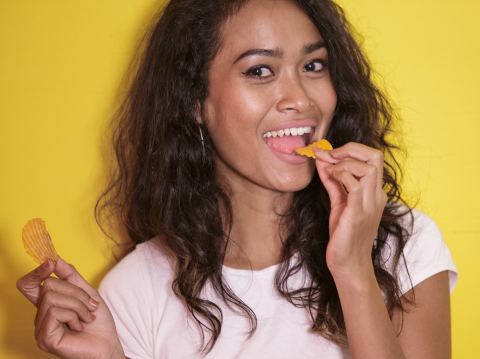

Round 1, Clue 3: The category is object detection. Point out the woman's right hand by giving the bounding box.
[16,258,125,359]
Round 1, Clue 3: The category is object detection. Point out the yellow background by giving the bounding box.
[0,0,478,358]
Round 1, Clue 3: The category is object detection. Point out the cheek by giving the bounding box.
[204,84,258,168]
[207,80,273,140]
[314,82,337,136]
[320,80,337,115]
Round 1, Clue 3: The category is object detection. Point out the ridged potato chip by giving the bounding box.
[295,139,333,159]
[22,218,59,264]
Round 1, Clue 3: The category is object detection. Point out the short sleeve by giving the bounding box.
[392,209,458,295]
[99,248,155,359]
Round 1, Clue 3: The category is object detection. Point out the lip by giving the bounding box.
[267,147,310,164]
[265,120,317,134]
[262,120,318,164]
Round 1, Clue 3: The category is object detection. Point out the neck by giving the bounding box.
[216,162,293,271]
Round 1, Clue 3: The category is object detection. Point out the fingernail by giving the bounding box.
[89,298,100,307]
[326,165,334,172]
[88,312,96,321]
[330,148,338,154]
[43,259,51,269]
[313,148,324,154]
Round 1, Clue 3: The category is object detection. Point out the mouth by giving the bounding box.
[263,124,316,156]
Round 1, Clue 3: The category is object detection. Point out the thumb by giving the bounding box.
[16,260,55,306]
[54,257,97,297]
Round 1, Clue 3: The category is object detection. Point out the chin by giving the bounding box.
[270,168,315,193]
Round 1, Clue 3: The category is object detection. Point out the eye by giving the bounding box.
[242,65,274,79]
[303,60,326,73]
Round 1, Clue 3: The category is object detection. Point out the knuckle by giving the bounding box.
[367,165,378,176]
[42,290,55,303]
[373,150,384,162]
[16,269,41,292]
[342,142,354,151]
[337,170,347,179]
[36,331,54,354]
[350,182,363,194]
[16,277,25,292]
[71,296,85,310]
[45,305,58,319]
[37,337,50,352]
[42,276,55,290]
[75,287,91,302]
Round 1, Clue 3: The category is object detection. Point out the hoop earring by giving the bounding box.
[199,125,205,164]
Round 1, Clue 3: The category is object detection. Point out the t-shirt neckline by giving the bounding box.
[222,262,281,276]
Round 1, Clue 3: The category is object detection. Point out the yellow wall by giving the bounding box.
[0,1,478,358]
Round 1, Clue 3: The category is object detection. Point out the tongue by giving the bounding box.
[265,135,306,154]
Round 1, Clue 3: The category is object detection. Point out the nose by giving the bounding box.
[276,72,313,113]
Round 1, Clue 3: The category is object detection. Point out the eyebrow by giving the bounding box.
[302,41,326,55]
[233,41,326,64]
[234,48,283,63]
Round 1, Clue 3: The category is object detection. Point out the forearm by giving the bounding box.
[334,269,405,359]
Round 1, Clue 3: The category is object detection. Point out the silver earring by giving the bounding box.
[199,125,205,164]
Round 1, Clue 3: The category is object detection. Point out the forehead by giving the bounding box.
[217,0,323,60]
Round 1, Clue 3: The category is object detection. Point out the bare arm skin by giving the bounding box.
[315,143,452,359]
[334,270,451,359]
[393,271,451,359]
[17,258,126,359]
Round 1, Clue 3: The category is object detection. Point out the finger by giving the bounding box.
[16,259,55,306]
[54,257,98,298]
[325,161,378,204]
[313,148,337,164]
[35,307,84,352]
[41,276,100,313]
[331,170,364,211]
[329,143,384,190]
[316,159,348,207]
[35,291,95,338]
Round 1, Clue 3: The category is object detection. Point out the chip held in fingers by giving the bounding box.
[295,139,333,159]
[22,218,59,264]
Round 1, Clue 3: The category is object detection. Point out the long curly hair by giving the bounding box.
[96,0,414,354]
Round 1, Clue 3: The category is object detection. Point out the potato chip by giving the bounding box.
[22,218,59,264]
[295,139,333,159]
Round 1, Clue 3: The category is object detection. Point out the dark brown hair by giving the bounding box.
[97,0,413,354]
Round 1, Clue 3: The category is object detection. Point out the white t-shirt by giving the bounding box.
[99,209,458,359]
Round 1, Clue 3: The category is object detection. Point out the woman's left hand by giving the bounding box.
[314,142,388,281]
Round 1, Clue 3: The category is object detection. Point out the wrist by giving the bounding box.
[108,340,126,359]
[330,262,378,294]
[328,255,375,278]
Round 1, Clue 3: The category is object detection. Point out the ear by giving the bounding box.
[194,101,202,124]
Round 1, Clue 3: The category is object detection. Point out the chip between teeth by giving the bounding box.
[22,218,59,264]
[295,139,333,159]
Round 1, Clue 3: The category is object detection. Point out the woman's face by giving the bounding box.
[203,0,337,193]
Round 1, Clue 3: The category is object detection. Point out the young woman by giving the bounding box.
[16,0,458,358]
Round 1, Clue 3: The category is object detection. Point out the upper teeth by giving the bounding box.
[263,126,312,138]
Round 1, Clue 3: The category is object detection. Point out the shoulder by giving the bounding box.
[385,208,458,295]
[98,239,177,326]
[402,209,454,267]
[99,239,175,299]
[98,240,177,358]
